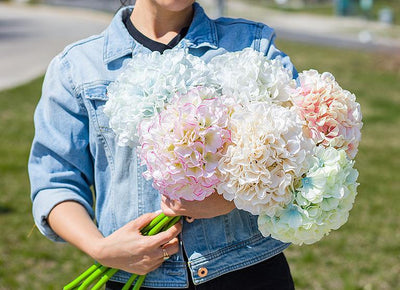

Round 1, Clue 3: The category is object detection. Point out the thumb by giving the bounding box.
[130,211,162,231]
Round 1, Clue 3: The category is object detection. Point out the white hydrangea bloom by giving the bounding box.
[104,49,213,147]
[258,147,359,245]
[217,103,314,216]
[208,48,296,105]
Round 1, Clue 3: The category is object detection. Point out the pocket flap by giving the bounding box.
[84,85,109,101]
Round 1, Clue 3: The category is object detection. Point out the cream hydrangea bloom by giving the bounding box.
[258,147,359,245]
[217,103,314,216]
[208,48,296,105]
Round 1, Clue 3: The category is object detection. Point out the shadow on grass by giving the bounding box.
[0,204,13,214]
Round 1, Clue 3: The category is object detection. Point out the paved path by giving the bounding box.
[43,0,121,12]
[1,1,399,90]
[0,3,111,90]
[201,0,400,52]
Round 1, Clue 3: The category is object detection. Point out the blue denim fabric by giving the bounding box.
[29,3,297,288]
[106,253,294,290]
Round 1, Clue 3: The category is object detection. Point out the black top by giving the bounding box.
[124,13,189,53]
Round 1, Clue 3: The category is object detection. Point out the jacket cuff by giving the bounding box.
[32,188,95,242]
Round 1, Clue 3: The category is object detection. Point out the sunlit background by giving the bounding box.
[0,0,399,289]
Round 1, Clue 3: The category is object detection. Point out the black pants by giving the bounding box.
[106,253,295,290]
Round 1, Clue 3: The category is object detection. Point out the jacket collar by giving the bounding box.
[103,2,218,64]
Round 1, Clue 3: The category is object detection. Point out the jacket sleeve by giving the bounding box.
[28,53,95,242]
[259,25,299,80]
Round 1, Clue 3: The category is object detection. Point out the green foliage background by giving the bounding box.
[0,40,399,289]
[243,0,400,24]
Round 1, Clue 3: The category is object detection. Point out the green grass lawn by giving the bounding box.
[278,40,400,289]
[0,41,399,289]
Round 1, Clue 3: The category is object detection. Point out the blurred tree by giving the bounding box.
[360,0,373,18]
[335,0,357,15]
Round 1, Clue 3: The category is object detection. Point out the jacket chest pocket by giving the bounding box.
[84,85,114,135]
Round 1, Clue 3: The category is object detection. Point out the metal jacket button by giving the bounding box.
[185,216,195,223]
[198,267,208,277]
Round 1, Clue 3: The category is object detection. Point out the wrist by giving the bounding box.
[86,236,107,261]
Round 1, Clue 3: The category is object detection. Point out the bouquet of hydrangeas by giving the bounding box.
[64,48,362,289]
[207,50,362,245]
[257,68,362,245]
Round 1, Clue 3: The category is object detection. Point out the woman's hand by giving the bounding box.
[91,212,182,275]
[160,191,235,219]
[48,202,181,276]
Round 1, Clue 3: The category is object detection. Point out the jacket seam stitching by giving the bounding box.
[190,234,265,264]
[264,28,277,56]
[193,244,289,283]
[255,22,263,51]
[61,34,104,58]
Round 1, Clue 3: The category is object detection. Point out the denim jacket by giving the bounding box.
[29,3,297,288]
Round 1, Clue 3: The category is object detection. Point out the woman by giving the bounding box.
[29,0,296,289]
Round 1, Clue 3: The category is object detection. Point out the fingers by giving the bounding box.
[161,192,236,219]
[132,238,179,275]
[121,238,180,275]
[160,195,175,216]
[130,211,162,231]
[161,195,187,216]
[147,221,182,247]
[150,238,179,263]
[122,238,179,275]
[161,204,179,217]
[161,237,179,258]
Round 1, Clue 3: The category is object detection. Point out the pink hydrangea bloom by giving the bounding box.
[291,70,363,159]
[138,87,232,201]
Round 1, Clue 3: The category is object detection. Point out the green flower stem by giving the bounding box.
[77,265,108,290]
[63,262,101,290]
[65,213,178,290]
[162,216,181,231]
[91,268,119,290]
[147,216,174,236]
[120,215,179,290]
[132,275,146,290]
[141,213,166,234]
[121,274,138,290]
